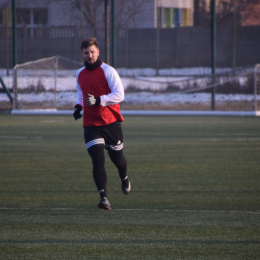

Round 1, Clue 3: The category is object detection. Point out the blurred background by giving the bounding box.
[1,0,260,70]
[0,0,260,112]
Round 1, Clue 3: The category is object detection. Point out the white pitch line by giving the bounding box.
[0,207,259,215]
[0,136,43,139]
[0,136,27,139]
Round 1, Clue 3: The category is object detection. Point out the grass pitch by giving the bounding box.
[0,114,260,259]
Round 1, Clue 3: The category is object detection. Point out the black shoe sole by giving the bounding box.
[98,202,111,211]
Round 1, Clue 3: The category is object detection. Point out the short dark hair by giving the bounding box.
[81,38,99,50]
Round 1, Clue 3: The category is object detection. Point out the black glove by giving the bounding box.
[73,105,82,121]
[85,93,100,106]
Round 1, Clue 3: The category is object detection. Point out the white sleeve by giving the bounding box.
[75,68,84,108]
[100,63,124,106]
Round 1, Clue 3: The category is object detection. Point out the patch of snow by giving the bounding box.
[159,67,233,76]
[1,92,258,105]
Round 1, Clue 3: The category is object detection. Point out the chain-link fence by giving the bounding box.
[1,25,260,70]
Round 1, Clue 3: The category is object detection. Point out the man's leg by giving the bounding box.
[107,149,127,179]
[87,145,107,199]
[84,126,112,210]
[87,145,111,210]
[108,149,131,194]
[103,122,131,195]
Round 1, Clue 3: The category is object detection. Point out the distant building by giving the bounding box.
[0,0,71,27]
[0,0,194,29]
[135,0,194,28]
[1,0,258,29]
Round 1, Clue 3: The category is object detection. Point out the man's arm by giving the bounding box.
[74,68,84,108]
[99,64,124,106]
[73,69,84,120]
[75,73,84,108]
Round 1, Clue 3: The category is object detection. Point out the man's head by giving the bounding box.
[81,38,100,64]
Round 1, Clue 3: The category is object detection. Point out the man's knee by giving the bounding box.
[108,149,126,168]
[88,145,105,167]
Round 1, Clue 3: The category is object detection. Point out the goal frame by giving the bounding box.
[12,56,83,111]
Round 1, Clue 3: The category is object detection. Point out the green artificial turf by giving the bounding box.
[0,115,260,259]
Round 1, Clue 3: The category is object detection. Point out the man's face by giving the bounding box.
[82,45,100,64]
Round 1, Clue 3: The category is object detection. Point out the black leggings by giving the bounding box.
[87,145,127,195]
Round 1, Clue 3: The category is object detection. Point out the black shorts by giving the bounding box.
[84,121,123,151]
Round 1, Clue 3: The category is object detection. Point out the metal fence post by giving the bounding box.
[211,0,216,111]
[254,64,260,112]
[13,65,18,109]
[54,57,58,110]
[12,0,17,67]
[111,0,116,68]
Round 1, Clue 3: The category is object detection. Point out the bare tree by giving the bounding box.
[68,0,149,33]
[194,0,260,27]
[234,0,260,26]
[216,0,260,27]
[71,0,104,34]
[115,0,150,29]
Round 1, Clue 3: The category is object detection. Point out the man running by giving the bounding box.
[73,38,131,210]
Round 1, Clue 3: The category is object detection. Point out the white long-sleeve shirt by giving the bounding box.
[75,62,124,127]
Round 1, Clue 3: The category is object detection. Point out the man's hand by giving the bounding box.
[85,93,100,106]
[73,105,82,120]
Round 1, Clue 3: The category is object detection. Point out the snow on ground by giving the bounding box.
[0,91,258,106]
[0,67,248,92]
[0,75,247,93]
[124,92,258,104]
[0,75,198,92]
[116,67,233,76]
[0,67,256,106]
[136,76,194,82]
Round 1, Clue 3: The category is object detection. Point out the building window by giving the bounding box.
[0,8,12,26]
[0,9,3,25]
[182,9,191,26]
[16,8,47,25]
[17,8,30,25]
[174,9,182,27]
[158,6,191,28]
[34,8,48,25]
[164,8,173,28]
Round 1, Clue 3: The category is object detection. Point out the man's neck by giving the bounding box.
[84,57,102,71]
